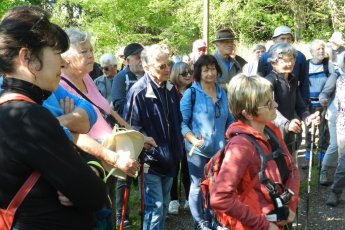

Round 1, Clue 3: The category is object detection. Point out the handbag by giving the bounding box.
[61,76,118,128]
[0,93,41,230]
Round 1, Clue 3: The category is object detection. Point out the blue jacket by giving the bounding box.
[258,50,309,103]
[0,77,97,141]
[123,74,184,177]
[180,82,232,158]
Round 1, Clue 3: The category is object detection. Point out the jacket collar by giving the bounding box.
[145,74,174,99]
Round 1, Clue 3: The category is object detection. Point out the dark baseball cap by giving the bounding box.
[124,43,144,59]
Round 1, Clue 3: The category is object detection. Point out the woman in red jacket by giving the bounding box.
[210,74,300,230]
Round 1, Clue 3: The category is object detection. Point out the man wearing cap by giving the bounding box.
[329,31,345,68]
[257,25,309,104]
[191,39,207,64]
[213,28,242,87]
[123,44,183,230]
[111,43,145,116]
[94,53,118,104]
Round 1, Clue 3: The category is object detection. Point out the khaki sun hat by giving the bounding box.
[102,129,144,180]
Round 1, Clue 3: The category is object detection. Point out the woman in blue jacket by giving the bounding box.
[180,55,232,229]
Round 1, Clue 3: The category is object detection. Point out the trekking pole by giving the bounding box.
[305,123,315,230]
[317,109,327,191]
[119,176,131,230]
[291,133,299,230]
[140,163,145,230]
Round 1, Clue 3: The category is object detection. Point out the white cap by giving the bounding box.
[329,32,345,45]
[272,26,292,39]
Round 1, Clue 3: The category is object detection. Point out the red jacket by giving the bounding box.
[210,121,300,230]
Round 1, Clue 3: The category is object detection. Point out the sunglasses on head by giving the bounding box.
[180,71,193,78]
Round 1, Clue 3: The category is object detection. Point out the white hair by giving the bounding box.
[99,53,117,66]
[62,27,92,59]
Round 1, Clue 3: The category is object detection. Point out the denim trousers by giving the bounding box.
[331,112,345,194]
[187,153,212,224]
[143,173,173,230]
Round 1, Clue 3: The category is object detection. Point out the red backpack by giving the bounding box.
[0,93,41,230]
[200,127,292,229]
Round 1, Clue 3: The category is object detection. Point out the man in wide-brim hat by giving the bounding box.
[213,28,242,88]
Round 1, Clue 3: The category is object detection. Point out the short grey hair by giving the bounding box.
[141,44,167,67]
[268,42,297,63]
[309,39,326,53]
[99,53,117,66]
[62,28,91,58]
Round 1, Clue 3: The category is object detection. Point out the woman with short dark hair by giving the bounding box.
[0,6,106,230]
[180,55,232,229]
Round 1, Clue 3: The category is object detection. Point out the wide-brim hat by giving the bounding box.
[212,29,236,43]
[329,32,345,45]
[102,130,144,180]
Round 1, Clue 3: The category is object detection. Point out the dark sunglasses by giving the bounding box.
[215,101,221,118]
[180,71,193,78]
[155,62,172,70]
[101,66,110,71]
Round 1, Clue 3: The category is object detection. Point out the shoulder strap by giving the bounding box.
[0,93,35,104]
[6,172,40,213]
[60,76,109,116]
[322,58,330,76]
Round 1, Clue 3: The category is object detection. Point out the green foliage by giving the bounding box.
[1,0,345,58]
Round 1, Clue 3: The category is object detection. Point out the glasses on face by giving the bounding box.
[101,66,111,71]
[257,99,274,110]
[154,62,172,70]
[180,71,193,78]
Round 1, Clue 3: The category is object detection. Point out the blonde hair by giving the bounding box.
[228,74,273,122]
[170,62,189,85]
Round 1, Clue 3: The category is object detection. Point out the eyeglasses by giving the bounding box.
[180,71,193,78]
[30,13,48,32]
[101,66,111,71]
[154,62,172,70]
[258,99,274,110]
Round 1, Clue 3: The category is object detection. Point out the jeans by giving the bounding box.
[187,153,212,224]
[143,173,173,230]
[321,116,338,172]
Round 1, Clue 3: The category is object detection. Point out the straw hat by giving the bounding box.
[102,129,144,180]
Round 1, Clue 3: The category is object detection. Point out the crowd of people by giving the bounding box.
[1,5,345,230]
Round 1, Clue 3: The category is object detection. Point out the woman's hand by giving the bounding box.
[115,154,140,178]
[268,223,279,230]
[288,119,302,133]
[276,208,295,226]
[306,111,320,126]
[192,134,204,148]
[143,136,157,150]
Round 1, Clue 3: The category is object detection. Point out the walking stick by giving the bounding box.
[317,109,327,191]
[291,133,299,230]
[305,123,315,230]
[140,163,145,230]
[119,176,131,230]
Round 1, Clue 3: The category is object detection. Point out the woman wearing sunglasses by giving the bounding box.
[180,55,232,229]
[0,6,106,229]
[168,62,193,215]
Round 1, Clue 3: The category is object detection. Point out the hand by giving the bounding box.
[268,222,279,230]
[307,111,320,126]
[276,209,295,226]
[320,98,328,107]
[192,134,204,148]
[288,119,302,133]
[59,97,75,114]
[116,154,140,178]
[57,190,73,206]
[143,136,157,150]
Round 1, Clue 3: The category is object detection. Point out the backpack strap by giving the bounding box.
[0,93,41,216]
[322,58,330,76]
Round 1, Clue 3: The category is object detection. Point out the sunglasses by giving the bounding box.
[154,62,172,70]
[180,71,193,78]
[101,66,111,71]
[215,101,221,118]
